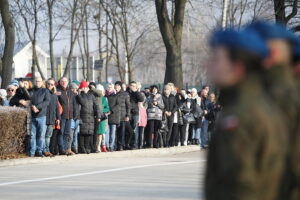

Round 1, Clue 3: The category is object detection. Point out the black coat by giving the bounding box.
[116,91,131,121]
[46,91,61,125]
[56,85,74,120]
[127,90,144,115]
[106,93,120,125]
[31,87,50,118]
[162,94,177,115]
[76,92,101,135]
[73,95,81,120]
[10,87,31,107]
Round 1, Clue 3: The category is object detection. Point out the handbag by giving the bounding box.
[183,113,196,124]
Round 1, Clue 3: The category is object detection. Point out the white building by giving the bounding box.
[12,42,101,81]
[13,42,49,79]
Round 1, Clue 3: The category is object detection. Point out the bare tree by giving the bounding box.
[15,0,46,81]
[0,0,15,89]
[63,0,85,78]
[155,0,187,88]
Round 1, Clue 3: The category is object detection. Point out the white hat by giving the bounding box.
[96,84,104,92]
[0,89,7,99]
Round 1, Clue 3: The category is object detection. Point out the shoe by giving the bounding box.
[72,148,78,154]
[59,150,67,155]
[95,150,100,153]
[36,152,44,157]
[66,149,75,156]
[44,152,54,157]
[101,145,108,152]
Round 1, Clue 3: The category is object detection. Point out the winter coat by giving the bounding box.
[46,90,61,125]
[31,87,50,118]
[127,90,144,116]
[162,94,177,115]
[97,96,110,134]
[73,94,81,120]
[201,96,211,120]
[76,92,101,135]
[106,92,120,125]
[147,93,164,121]
[177,98,193,125]
[10,87,31,107]
[56,85,74,120]
[116,91,131,121]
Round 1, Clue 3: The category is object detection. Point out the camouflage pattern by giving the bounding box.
[205,75,287,200]
[263,65,300,200]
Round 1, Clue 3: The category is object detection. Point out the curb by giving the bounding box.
[0,146,201,167]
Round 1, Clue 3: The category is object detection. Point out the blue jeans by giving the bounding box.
[192,125,200,140]
[58,119,72,152]
[200,119,209,148]
[71,119,80,149]
[107,124,116,150]
[30,116,47,156]
[44,125,53,153]
[130,115,139,148]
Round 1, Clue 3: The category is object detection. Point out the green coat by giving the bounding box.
[97,96,110,134]
[205,75,287,200]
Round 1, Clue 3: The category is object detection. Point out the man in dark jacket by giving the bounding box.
[70,82,80,154]
[115,81,131,151]
[162,84,177,147]
[106,83,120,151]
[127,81,144,149]
[44,78,60,157]
[30,77,50,157]
[56,77,75,155]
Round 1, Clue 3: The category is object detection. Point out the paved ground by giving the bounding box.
[0,150,205,200]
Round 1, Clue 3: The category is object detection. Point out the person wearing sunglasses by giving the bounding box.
[44,78,61,157]
[4,85,16,106]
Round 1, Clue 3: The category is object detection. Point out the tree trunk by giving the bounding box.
[155,0,186,89]
[0,0,15,89]
[47,0,55,79]
[273,0,286,23]
[84,4,90,81]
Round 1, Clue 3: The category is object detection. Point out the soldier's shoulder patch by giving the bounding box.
[221,115,239,131]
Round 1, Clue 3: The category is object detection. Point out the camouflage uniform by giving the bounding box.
[263,65,300,200]
[205,75,287,200]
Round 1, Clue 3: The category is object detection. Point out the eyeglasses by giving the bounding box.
[47,83,54,86]
[7,89,14,92]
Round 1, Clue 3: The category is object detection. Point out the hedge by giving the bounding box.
[0,106,27,159]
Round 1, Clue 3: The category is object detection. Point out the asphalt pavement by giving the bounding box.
[0,150,205,200]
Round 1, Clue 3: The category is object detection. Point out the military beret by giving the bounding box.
[210,28,269,58]
[246,21,296,42]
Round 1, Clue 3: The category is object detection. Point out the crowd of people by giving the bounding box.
[0,77,220,157]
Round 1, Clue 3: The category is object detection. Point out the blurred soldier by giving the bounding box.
[205,29,287,200]
[247,22,300,200]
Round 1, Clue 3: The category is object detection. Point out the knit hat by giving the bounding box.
[70,82,79,89]
[89,82,96,88]
[10,80,19,88]
[79,81,88,89]
[72,80,80,86]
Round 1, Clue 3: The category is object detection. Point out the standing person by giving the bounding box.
[147,85,164,148]
[205,29,287,200]
[56,77,75,155]
[136,82,147,149]
[76,81,101,154]
[115,81,131,151]
[190,88,202,145]
[200,89,210,149]
[70,82,80,154]
[29,77,50,157]
[44,78,60,157]
[206,93,221,143]
[106,83,120,152]
[92,84,109,153]
[175,93,192,146]
[5,85,16,106]
[162,85,177,147]
[247,22,300,200]
[128,81,144,149]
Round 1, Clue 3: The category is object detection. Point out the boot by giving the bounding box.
[101,145,108,152]
[66,148,75,156]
